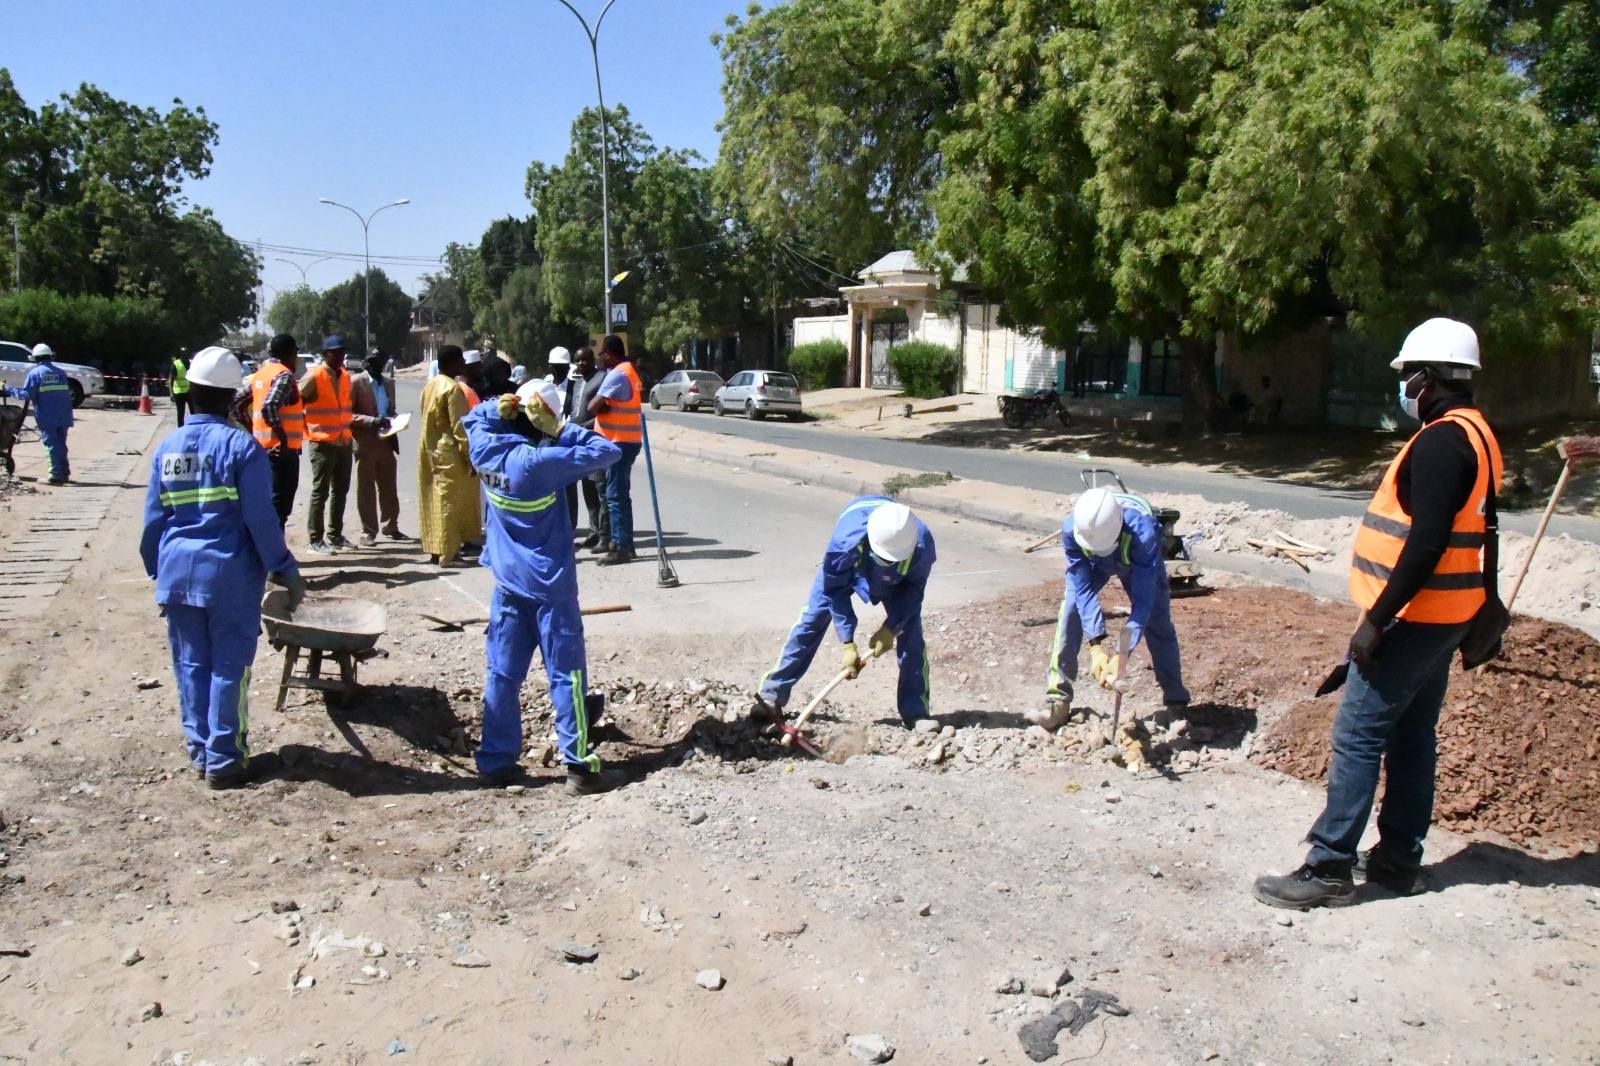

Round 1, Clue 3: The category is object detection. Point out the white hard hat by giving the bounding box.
[1072,488,1125,556]
[866,501,919,563]
[463,349,483,365]
[1392,317,1480,375]
[29,343,53,361]
[186,346,244,390]
[547,346,571,366]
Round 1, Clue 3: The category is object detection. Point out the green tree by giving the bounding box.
[314,269,411,355]
[265,284,323,349]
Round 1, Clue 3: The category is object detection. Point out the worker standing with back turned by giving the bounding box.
[170,348,190,426]
[754,497,937,729]
[1027,486,1190,731]
[139,347,305,789]
[1255,318,1502,910]
[4,343,75,485]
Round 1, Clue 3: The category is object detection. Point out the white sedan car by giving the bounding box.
[0,340,105,407]
[713,369,803,421]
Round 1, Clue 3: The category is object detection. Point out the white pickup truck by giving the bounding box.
[0,339,106,407]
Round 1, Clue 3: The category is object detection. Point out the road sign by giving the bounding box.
[611,303,628,326]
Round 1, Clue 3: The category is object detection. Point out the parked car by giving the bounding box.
[713,370,803,421]
[649,369,724,412]
[0,340,105,407]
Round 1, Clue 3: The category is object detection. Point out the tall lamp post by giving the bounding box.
[554,0,620,333]
[274,255,333,351]
[317,197,409,355]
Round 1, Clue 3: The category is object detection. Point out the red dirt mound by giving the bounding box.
[1254,618,1600,850]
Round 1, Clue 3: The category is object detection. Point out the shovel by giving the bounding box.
[778,643,887,754]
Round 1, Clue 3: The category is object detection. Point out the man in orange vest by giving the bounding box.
[1255,318,1502,910]
[587,333,643,566]
[233,334,306,527]
[299,335,382,554]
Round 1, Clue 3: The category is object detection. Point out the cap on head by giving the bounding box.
[510,365,529,385]
[463,349,483,365]
[547,346,571,366]
[866,501,919,563]
[1072,488,1125,556]
[29,343,54,361]
[186,346,244,390]
[1392,318,1480,376]
[321,335,346,353]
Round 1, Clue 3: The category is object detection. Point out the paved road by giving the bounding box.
[649,407,1600,544]
[380,376,1059,639]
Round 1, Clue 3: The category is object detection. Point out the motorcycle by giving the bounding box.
[997,387,1073,430]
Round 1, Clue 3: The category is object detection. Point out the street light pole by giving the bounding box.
[555,0,620,335]
[274,255,333,351]
[317,197,410,355]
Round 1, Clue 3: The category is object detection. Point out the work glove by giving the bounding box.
[527,395,564,438]
[1089,644,1120,689]
[867,624,896,659]
[270,569,307,615]
[841,642,862,680]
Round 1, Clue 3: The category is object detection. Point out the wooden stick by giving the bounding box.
[1246,537,1311,572]
[780,646,884,748]
[581,604,633,616]
[1271,529,1329,555]
[1504,460,1571,613]
[1023,530,1061,554]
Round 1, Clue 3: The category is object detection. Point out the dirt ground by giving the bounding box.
[1,410,1598,1065]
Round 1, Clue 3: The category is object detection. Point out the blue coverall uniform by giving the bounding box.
[5,361,74,482]
[1047,494,1190,705]
[463,403,620,776]
[139,414,298,777]
[759,496,936,725]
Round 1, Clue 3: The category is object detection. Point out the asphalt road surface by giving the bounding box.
[648,406,1600,544]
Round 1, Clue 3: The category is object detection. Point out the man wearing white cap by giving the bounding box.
[459,348,485,407]
[3,343,74,484]
[140,347,304,789]
[462,379,621,793]
[755,496,937,728]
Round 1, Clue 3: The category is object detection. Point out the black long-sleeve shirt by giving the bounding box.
[1366,393,1484,627]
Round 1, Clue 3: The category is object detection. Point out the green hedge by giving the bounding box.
[887,340,961,399]
[0,289,179,378]
[787,338,848,390]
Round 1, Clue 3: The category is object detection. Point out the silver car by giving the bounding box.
[649,369,724,412]
[713,370,803,421]
[0,339,105,407]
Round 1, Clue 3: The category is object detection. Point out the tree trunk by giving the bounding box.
[1178,331,1222,435]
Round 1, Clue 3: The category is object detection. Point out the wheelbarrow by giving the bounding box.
[1025,468,1206,594]
[0,398,30,476]
[261,590,387,712]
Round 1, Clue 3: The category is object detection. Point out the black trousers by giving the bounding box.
[174,393,188,426]
[269,447,300,527]
[568,477,605,533]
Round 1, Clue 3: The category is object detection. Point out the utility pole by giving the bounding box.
[555,0,620,335]
[11,216,20,291]
[319,197,410,355]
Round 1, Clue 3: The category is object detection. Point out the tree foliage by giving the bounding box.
[0,288,177,374]
[265,269,411,356]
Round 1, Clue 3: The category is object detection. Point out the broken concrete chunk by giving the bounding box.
[558,941,599,963]
[846,1034,895,1063]
[695,968,724,990]
[451,951,491,969]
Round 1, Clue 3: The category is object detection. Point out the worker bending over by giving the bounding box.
[1031,487,1189,729]
[463,381,621,794]
[139,348,305,789]
[4,343,75,485]
[756,497,936,728]
[1255,318,1502,910]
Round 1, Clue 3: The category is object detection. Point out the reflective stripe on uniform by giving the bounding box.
[303,364,353,444]
[159,486,241,506]
[572,667,601,772]
[486,490,557,513]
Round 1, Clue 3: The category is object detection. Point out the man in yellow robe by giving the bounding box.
[418,345,483,566]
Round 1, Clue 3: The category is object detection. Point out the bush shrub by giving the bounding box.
[787,338,848,390]
[887,340,961,398]
[0,289,179,377]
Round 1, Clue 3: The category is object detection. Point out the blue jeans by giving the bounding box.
[40,425,69,481]
[1305,619,1470,868]
[605,441,641,550]
[1046,569,1189,704]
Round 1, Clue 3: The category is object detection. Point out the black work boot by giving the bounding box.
[1356,848,1426,897]
[206,752,283,791]
[477,763,526,788]
[1252,862,1356,910]
[566,767,624,796]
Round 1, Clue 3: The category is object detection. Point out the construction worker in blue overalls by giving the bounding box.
[3,343,75,485]
[139,347,306,789]
[1030,486,1190,730]
[756,497,937,728]
[463,380,621,794]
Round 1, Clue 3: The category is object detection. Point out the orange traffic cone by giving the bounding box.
[136,376,154,416]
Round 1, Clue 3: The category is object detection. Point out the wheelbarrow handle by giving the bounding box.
[1080,468,1127,493]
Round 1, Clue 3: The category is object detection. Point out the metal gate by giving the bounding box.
[869,320,906,389]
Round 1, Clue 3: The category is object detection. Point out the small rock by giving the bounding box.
[1274,914,1294,928]
[294,975,315,990]
[558,942,599,963]
[687,808,709,826]
[136,678,161,690]
[452,951,492,969]
[995,975,1025,995]
[386,1038,408,1056]
[270,898,299,914]
[618,966,641,981]
[1028,979,1058,998]
[1201,1050,1219,1062]
[916,902,932,917]
[1148,865,1163,879]
[764,1052,794,1066]
[912,719,940,735]
[847,1033,895,1063]
[120,947,144,967]
[1103,791,1122,804]
[695,968,725,990]
[504,784,525,795]
[138,1002,163,1022]
[1400,1015,1425,1028]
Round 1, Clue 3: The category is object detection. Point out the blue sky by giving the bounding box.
[6,0,740,319]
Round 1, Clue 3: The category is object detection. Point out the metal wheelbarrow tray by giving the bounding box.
[261,590,387,711]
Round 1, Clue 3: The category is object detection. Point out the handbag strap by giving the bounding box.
[1454,413,1500,599]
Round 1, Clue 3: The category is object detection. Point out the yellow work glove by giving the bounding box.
[497,393,521,420]
[841,642,862,680]
[527,395,564,438]
[867,624,896,659]
[1089,644,1120,689]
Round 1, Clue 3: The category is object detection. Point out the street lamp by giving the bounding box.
[554,0,620,333]
[317,197,410,355]
[274,255,333,351]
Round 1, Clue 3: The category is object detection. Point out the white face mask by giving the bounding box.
[1398,370,1427,421]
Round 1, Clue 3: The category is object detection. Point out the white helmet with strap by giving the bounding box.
[1072,487,1125,556]
[866,501,919,563]
[1392,318,1480,377]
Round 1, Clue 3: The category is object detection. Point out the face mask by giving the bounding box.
[1398,370,1428,421]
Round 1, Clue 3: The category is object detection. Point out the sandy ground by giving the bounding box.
[0,405,1596,1065]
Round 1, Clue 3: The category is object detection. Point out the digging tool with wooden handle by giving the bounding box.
[1023,529,1061,554]
[1105,626,1133,742]
[780,643,887,749]
[1504,436,1600,613]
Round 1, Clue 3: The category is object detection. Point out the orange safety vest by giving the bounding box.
[303,363,353,445]
[596,361,643,443]
[1349,407,1503,625]
[458,380,481,408]
[247,361,305,451]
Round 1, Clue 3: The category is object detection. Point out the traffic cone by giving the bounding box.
[136,376,154,416]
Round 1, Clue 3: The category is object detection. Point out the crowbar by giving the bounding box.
[779,644,887,753]
[1105,627,1132,742]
